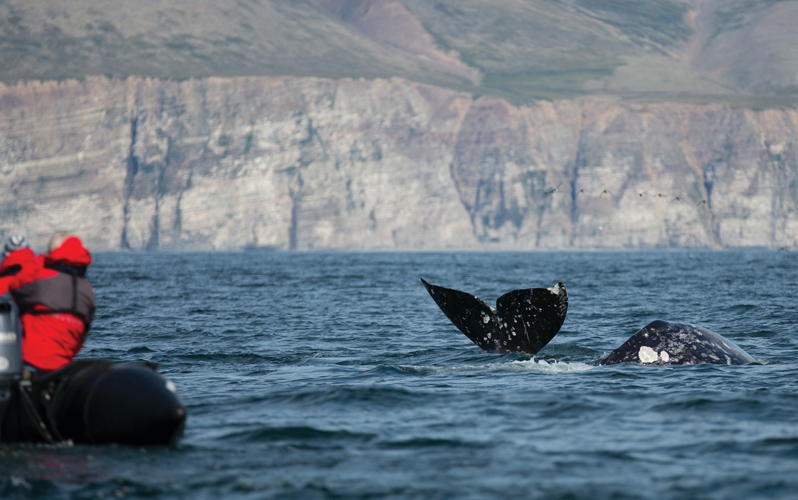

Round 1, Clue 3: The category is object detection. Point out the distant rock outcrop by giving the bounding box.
[1,76,796,251]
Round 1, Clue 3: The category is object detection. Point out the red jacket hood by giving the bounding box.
[45,237,92,268]
[0,248,36,272]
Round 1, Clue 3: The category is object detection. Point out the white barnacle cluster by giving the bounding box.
[638,346,670,363]
[548,283,561,296]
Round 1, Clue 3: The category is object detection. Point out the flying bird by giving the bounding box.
[544,183,562,196]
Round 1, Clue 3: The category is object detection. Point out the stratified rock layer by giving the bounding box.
[1,76,796,250]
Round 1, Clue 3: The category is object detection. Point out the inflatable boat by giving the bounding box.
[0,295,186,446]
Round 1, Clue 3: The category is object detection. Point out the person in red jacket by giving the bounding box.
[5,232,96,372]
[0,234,37,295]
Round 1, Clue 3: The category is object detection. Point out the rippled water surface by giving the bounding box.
[1,251,797,499]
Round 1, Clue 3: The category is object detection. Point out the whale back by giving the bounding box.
[600,320,755,366]
[421,279,568,355]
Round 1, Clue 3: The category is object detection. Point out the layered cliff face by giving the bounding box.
[0,76,796,251]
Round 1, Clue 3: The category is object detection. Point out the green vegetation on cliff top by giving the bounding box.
[1,0,796,106]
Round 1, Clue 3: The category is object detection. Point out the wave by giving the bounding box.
[380,437,488,449]
[218,425,377,444]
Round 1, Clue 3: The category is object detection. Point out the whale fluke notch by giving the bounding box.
[421,278,568,355]
[600,320,755,366]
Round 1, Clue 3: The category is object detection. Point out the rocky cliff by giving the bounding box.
[1,76,796,251]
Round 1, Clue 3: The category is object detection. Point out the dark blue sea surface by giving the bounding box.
[1,251,797,499]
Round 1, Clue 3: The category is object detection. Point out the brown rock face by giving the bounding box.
[1,76,796,251]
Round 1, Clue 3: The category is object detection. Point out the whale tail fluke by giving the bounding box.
[421,278,500,352]
[421,279,568,356]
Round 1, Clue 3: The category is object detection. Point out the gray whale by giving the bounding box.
[600,320,755,365]
[422,279,754,365]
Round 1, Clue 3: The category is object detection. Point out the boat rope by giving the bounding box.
[17,379,58,444]
[41,378,67,443]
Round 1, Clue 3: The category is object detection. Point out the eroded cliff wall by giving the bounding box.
[1,76,796,251]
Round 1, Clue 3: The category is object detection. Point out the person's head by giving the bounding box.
[3,234,29,258]
[45,233,92,273]
[48,232,71,254]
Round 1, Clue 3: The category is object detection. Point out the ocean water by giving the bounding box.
[1,250,797,499]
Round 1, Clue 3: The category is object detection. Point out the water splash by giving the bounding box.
[395,358,594,375]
